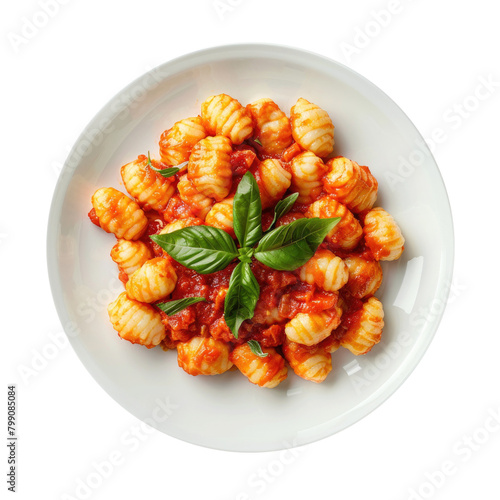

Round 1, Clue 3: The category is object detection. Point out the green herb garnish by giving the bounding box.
[156,297,206,316]
[147,151,186,178]
[247,340,269,358]
[151,172,340,338]
[265,192,299,233]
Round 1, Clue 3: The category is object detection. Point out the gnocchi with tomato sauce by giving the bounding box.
[89,92,405,388]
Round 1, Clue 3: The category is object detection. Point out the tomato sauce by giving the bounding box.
[153,235,344,348]
[101,135,377,353]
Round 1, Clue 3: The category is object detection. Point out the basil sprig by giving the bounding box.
[147,151,187,178]
[156,297,206,316]
[151,171,340,340]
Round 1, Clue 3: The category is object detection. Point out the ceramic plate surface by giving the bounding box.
[47,44,454,452]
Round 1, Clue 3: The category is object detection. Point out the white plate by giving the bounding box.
[47,44,454,452]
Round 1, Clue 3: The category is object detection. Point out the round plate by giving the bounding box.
[47,44,454,452]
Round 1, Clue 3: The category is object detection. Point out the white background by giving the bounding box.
[2,1,499,499]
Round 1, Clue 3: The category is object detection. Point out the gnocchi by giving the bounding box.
[188,135,233,201]
[91,187,147,240]
[285,305,342,346]
[290,98,335,158]
[290,151,327,204]
[343,256,383,298]
[298,248,349,292]
[254,158,292,209]
[305,195,363,250]
[159,116,207,165]
[340,297,384,355]
[107,292,165,348]
[363,207,405,261]
[177,336,233,376]
[110,239,153,278]
[230,344,288,388]
[121,155,176,211]
[89,92,405,388]
[323,156,378,213]
[125,257,177,303]
[201,94,253,145]
[246,98,292,154]
[177,174,214,220]
[205,196,235,237]
[283,338,332,383]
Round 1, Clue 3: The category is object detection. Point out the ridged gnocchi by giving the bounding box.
[290,98,335,158]
[187,136,233,201]
[107,292,165,348]
[159,116,207,165]
[246,98,292,154]
[254,158,292,209]
[91,187,147,240]
[285,305,342,346]
[343,256,383,298]
[90,93,405,388]
[110,239,153,277]
[176,175,214,220]
[177,336,233,375]
[121,155,176,211]
[298,249,349,292]
[283,339,332,383]
[290,152,327,204]
[363,207,405,261]
[205,197,235,237]
[340,297,384,355]
[305,195,363,250]
[201,94,253,145]
[230,344,288,388]
[125,257,177,303]
[323,156,378,213]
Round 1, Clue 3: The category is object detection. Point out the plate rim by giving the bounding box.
[46,42,455,452]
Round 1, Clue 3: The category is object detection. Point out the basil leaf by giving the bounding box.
[156,297,206,316]
[254,217,340,271]
[224,261,260,339]
[233,172,262,248]
[147,151,186,178]
[247,340,268,358]
[266,192,299,232]
[150,226,238,274]
[151,165,180,178]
